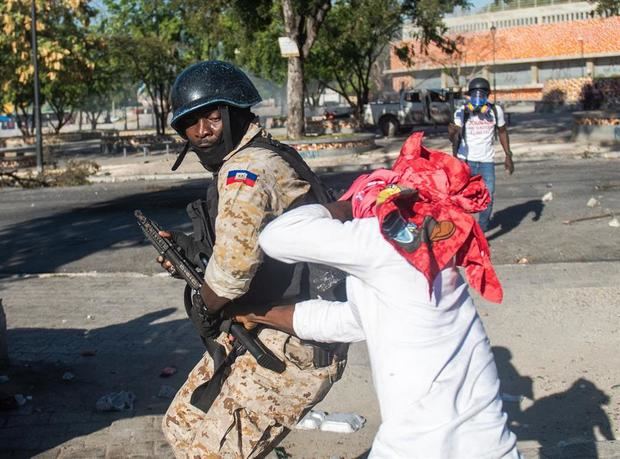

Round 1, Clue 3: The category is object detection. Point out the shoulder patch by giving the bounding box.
[226,169,258,187]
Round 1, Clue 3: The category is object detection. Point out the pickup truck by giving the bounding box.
[363,88,464,137]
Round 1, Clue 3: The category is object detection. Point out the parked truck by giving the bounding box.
[364,88,464,137]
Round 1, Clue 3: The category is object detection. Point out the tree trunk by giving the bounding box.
[286,56,305,139]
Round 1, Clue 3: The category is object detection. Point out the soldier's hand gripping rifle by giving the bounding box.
[134,209,286,373]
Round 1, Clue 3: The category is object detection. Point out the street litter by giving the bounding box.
[95,390,135,412]
[541,191,553,202]
[610,217,620,228]
[320,412,366,433]
[157,385,176,399]
[14,394,27,406]
[295,410,326,430]
[295,410,366,433]
[160,366,177,377]
[516,257,529,265]
[62,372,75,381]
[86,314,95,320]
[594,182,620,191]
[562,213,612,225]
[586,197,600,207]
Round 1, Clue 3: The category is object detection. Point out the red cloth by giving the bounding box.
[340,132,503,303]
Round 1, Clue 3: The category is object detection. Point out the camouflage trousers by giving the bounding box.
[162,328,346,459]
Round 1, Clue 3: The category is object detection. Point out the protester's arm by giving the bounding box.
[259,204,376,280]
[497,126,514,175]
[233,304,296,335]
[495,106,514,175]
[234,300,365,343]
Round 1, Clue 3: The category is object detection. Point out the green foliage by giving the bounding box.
[590,0,620,16]
[0,0,95,136]
[400,0,470,62]
[308,0,402,117]
[102,0,192,135]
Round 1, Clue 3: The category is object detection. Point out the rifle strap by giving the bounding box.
[189,338,239,413]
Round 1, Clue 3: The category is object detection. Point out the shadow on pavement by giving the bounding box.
[493,346,615,458]
[0,308,202,457]
[0,171,361,276]
[487,199,545,241]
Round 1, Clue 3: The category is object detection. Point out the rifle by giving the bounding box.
[134,209,286,373]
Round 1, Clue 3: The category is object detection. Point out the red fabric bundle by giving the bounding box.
[340,132,503,303]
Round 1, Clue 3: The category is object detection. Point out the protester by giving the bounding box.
[236,132,521,458]
[449,77,514,231]
[158,60,347,458]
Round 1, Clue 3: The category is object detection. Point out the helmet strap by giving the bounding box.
[171,140,190,171]
[220,105,234,154]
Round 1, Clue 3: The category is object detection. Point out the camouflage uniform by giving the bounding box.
[162,123,346,458]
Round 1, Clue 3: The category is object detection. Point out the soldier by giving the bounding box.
[158,60,347,458]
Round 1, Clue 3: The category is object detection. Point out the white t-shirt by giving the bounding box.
[259,205,520,459]
[454,104,505,163]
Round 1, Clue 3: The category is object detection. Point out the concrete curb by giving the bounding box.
[89,144,619,184]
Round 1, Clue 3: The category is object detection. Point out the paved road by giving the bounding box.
[1,158,619,458]
[1,159,618,276]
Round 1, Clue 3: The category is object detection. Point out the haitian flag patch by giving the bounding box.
[226,169,258,187]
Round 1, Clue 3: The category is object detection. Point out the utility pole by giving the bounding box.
[30,0,43,173]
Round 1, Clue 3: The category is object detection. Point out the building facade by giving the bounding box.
[388,1,620,101]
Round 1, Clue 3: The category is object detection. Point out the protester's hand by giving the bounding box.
[504,154,514,175]
[233,313,259,331]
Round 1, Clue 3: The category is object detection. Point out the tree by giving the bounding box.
[0,0,93,137]
[76,32,121,131]
[307,0,402,123]
[590,0,620,16]
[280,0,331,139]
[102,0,190,136]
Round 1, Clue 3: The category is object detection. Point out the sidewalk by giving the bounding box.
[88,129,620,184]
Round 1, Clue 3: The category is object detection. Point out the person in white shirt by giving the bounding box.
[232,193,520,458]
[449,77,515,231]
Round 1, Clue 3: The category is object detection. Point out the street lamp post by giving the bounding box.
[490,25,497,104]
[578,37,584,77]
[30,0,43,173]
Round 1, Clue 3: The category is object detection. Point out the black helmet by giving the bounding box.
[468,77,491,93]
[170,60,262,135]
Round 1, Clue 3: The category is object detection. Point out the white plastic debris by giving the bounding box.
[586,197,600,207]
[320,412,366,433]
[295,410,326,430]
[516,257,529,265]
[62,372,75,381]
[86,314,95,320]
[542,191,553,202]
[295,410,366,433]
[0,375,9,384]
[14,394,27,406]
[95,390,136,412]
[609,217,620,228]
